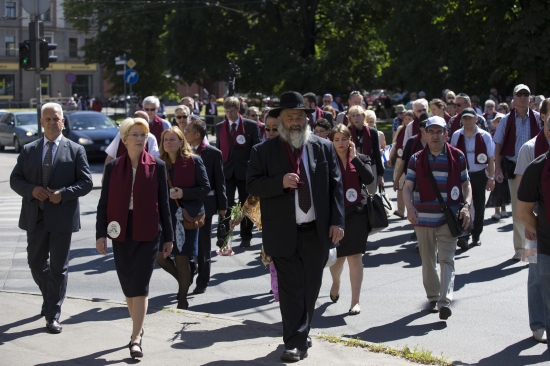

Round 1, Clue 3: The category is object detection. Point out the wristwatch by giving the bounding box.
[488,176,495,181]
[464,202,471,209]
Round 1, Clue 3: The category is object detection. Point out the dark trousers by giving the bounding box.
[272,227,328,351]
[196,216,214,288]
[221,177,252,240]
[27,210,72,320]
[470,170,488,238]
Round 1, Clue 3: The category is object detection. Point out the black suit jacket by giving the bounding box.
[216,118,261,181]
[10,136,93,233]
[198,145,227,217]
[206,102,218,116]
[246,135,345,257]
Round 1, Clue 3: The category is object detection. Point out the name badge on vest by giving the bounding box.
[236,135,246,145]
[107,221,121,239]
[398,148,403,157]
[450,186,460,201]
[477,153,487,164]
[346,188,358,202]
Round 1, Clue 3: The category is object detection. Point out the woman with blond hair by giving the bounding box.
[96,117,174,359]
[348,105,384,194]
[328,124,374,315]
[157,127,210,310]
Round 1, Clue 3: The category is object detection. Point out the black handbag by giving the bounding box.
[426,165,471,237]
[364,185,389,234]
[502,157,516,180]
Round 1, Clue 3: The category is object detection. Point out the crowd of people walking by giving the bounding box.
[9,83,550,362]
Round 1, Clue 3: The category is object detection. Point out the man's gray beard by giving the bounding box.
[279,123,312,149]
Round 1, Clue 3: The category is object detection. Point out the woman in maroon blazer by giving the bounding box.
[96,117,173,359]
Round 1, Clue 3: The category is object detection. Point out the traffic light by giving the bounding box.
[39,41,57,70]
[19,41,34,70]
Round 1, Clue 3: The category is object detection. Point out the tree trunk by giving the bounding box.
[299,0,319,59]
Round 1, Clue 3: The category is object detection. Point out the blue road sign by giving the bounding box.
[124,69,139,85]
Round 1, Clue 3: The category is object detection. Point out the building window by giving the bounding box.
[43,8,51,21]
[5,2,16,19]
[71,75,92,97]
[5,36,15,56]
[69,38,78,58]
[41,75,50,97]
[0,75,15,97]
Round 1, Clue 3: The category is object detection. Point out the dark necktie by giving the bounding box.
[296,149,312,214]
[231,123,237,139]
[40,141,54,209]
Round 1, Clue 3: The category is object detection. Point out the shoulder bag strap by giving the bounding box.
[166,168,181,209]
[426,163,446,210]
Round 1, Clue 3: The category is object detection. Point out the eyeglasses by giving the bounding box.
[415,108,427,112]
[128,133,148,139]
[265,128,278,132]
[143,108,156,112]
[175,115,188,119]
[516,92,530,97]
[427,130,445,136]
[455,103,462,107]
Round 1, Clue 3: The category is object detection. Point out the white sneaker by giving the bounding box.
[501,211,509,218]
[533,329,547,343]
[512,252,523,261]
[491,213,501,220]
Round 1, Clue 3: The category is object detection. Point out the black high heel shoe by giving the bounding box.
[329,293,339,303]
[128,329,144,358]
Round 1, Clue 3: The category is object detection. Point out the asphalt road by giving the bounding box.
[0,147,548,365]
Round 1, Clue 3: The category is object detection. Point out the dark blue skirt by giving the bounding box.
[112,211,160,298]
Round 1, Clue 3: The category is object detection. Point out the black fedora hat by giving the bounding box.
[268,91,316,118]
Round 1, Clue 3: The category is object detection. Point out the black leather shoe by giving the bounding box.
[307,336,312,348]
[281,348,307,362]
[193,286,206,294]
[239,240,251,248]
[439,306,452,320]
[457,238,469,250]
[46,318,62,334]
[471,237,481,246]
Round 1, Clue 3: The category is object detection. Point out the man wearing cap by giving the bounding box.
[494,84,541,261]
[530,95,545,113]
[403,116,471,320]
[448,93,488,136]
[514,105,550,343]
[247,91,345,361]
[392,104,406,141]
[451,108,495,248]
[216,96,261,248]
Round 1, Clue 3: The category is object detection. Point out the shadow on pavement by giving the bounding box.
[368,232,415,250]
[187,293,275,314]
[0,314,44,345]
[363,242,422,269]
[34,346,130,366]
[207,263,268,287]
[347,311,447,343]
[497,223,513,232]
[454,260,527,292]
[200,347,286,365]
[314,302,350,329]
[62,303,164,326]
[459,338,549,366]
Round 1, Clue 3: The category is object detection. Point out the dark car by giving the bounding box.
[0,111,39,152]
[63,111,119,159]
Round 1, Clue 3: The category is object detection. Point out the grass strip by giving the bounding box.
[316,333,453,366]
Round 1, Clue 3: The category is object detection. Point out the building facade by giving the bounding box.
[0,0,101,107]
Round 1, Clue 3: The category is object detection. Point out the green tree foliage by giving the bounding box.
[375,0,550,96]
[63,0,179,97]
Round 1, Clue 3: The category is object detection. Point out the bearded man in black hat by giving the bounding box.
[247,91,345,362]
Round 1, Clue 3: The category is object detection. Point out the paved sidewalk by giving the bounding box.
[0,291,414,366]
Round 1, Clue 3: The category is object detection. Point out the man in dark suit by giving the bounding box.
[10,102,93,334]
[247,91,345,362]
[185,118,227,294]
[216,96,261,247]
[205,94,218,128]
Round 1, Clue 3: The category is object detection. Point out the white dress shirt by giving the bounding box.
[450,127,494,173]
[105,132,160,159]
[42,134,63,163]
[295,147,316,224]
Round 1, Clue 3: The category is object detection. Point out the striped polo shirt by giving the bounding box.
[406,146,469,228]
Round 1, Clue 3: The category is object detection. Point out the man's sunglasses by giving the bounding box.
[265,128,278,132]
[175,115,189,119]
[143,108,156,112]
[516,92,530,97]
